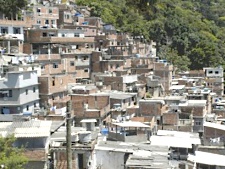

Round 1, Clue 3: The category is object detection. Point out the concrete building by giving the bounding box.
[49,124,98,169]
[0,70,40,114]
[204,66,224,96]
[70,85,110,125]
[154,62,173,94]
[94,140,171,169]
[179,100,207,134]
[107,121,151,142]
[0,120,52,169]
[31,5,59,28]
[186,151,225,169]
[150,130,201,161]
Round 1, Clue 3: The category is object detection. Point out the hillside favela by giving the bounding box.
[1,0,225,169]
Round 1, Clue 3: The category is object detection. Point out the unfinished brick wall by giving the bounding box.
[23,43,32,54]
[162,113,178,125]
[204,126,225,139]
[131,68,152,75]
[39,77,49,94]
[192,106,205,117]
[139,101,162,116]
[126,107,139,116]
[84,110,100,118]
[71,94,110,118]
[91,51,102,62]
[39,74,76,95]
[92,62,101,73]
[103,76,124,91]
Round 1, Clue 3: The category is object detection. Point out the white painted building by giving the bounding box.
[0,70,40,114]
[58,29,85,38]
[0,24,24,40]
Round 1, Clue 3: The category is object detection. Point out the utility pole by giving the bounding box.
[66,100,72,169]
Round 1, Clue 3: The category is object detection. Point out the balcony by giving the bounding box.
[36,54,61,60]
[179,119,193,126]
[74,60,89,66]
[0,19,31,27]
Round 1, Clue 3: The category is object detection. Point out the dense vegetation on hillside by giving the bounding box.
[77,0,225,70]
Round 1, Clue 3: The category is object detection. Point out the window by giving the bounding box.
[74,33,79,37]
[51,20,55,25]
[41,64,45,69]
[52,80,55,86]
[195,121,201,126]
[42,32,47,37]
[13,27,21,34]
[49,32,55,37]
[215,71,219,74]
[70,61,75,66]
[83,56,88,60]
[45,20,49,24]
[37,8,41,13]
[84,69,89,73]
[53,63,58,68]
[34,102,36,107]
[26,105,29,111]
[62,33,66,37]
[26,89,28,95]
[33,87,36,93]
[37,20,41,24]
[8,90,12,97]
[49,9,52,14]
[1,27,8,34]
[65,14,70,19]
[0,90,12,98]
[208,70,213,74]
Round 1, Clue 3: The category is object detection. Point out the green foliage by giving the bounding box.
[145,92,152,98]
[0,135,28,169]
[0,0,28,19]
[77,0,225,70]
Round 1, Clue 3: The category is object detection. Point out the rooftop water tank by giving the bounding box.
[78,131,92,144]
[71,133,79,143]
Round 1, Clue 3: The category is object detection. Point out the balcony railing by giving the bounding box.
[179,119,193,126]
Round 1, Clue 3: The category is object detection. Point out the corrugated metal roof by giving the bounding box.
[204,121,225,131]
[188,151,225,166]
[14,128,50,137]
[150,135,201,148]
[0,120,52,137]
[112,121,150,128]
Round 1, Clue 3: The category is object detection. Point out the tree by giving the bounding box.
[0,0,28,19]
[158,46,190,72]
[0,135,27,169]
[77,0,225,70]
